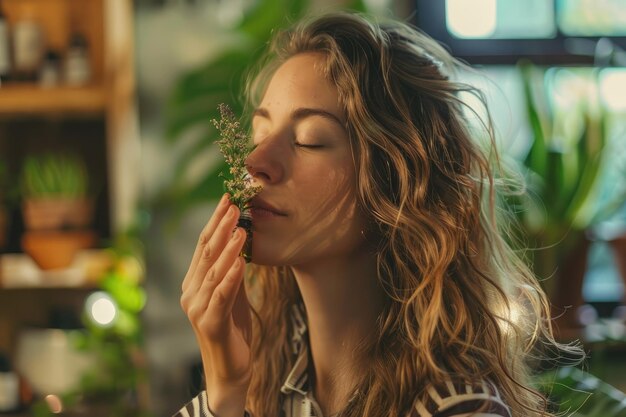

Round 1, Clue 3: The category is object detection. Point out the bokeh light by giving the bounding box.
[446,0,497,38]
[85,291,117,327]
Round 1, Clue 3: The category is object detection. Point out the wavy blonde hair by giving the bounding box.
[241,12,580,417]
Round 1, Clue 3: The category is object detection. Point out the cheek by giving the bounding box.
[297,164,354,211]
[295,164,360,238]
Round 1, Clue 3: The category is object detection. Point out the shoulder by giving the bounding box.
[171,391,252,417]
[412,381,512,417]
[172,391,212,417]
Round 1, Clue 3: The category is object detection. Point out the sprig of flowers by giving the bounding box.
[212,103,262,210]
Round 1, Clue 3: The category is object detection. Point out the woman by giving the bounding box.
[177,12,578,417]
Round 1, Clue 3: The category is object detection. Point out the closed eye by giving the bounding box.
[295,143,323,149]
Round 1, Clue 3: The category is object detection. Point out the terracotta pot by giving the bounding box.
[21,230,96,270]
[22,198,94,231]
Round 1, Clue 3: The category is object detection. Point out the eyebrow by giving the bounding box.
[252,107,345,128]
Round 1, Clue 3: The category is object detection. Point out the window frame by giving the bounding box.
[413,0,626,65]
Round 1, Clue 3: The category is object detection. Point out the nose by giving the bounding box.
[244,140,284,185]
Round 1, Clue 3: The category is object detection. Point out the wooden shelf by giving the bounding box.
[0,250,113,289]
[0,283,100,292]
[0,84,107,115]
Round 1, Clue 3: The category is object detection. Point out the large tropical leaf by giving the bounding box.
[536,367,626,417]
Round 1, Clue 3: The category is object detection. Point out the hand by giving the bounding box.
[180,194,252,416]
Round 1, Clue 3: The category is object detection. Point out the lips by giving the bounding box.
[247,197,287,216]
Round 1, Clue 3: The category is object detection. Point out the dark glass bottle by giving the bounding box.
[237,209,253,263]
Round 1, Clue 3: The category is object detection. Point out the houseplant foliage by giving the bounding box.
[19,152,92,230]
[30,231,149,417]
[536,367,626,417]
[74,242,148,416]
[508,63,625,299]
[162,0,369,216]
[19,152,96,270]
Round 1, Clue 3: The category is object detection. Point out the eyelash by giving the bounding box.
[295,142,323,149]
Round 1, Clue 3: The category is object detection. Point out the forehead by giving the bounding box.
[261,52,342,115]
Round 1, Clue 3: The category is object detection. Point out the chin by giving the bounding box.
[249,243,308,267]
[248,243,285,266]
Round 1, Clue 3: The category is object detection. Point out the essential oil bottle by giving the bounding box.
[237,209,253,263]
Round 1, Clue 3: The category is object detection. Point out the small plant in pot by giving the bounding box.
[212,104,262,262]
[19,152,96,271]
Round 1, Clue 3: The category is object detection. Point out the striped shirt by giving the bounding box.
[174,305,511,417]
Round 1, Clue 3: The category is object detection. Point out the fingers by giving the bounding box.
[193,226,246,318]
[191,206,241,294]
[181,204,246,327]
[182,194,230,292]
[206,227,246,292]
[204,256,246,336]
[182,194,237,293]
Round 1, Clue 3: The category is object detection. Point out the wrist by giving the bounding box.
[206,385,247,417]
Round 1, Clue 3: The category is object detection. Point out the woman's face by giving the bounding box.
[246,52,370,266]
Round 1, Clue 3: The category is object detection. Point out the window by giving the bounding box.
[415,0,626,64]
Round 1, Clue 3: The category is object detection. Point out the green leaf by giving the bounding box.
[238,0,308,40]
[19,153,88,198]
[159,161,229,220]
[519,63,549,181]
[168,50,252,107]
[536,367,626,417]
[166,49,253,141]
[565,113,606,228]
[344,0,369,12]
[544,149,563,219]
[166,93,232,140]
[170,133,217,185]
[101,274,146,313]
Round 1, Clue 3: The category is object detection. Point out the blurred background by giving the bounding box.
[0,0,624,416]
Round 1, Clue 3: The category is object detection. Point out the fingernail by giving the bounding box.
[220,193,229,206]
[227,205,236,218]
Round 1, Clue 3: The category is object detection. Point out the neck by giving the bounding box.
[290,250,385,416]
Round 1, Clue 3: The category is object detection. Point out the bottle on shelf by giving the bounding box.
[0,351,19,413]
[39,50,61,88]
[64,33,90,86]
[11,4,43,83]
[0,2,10,84]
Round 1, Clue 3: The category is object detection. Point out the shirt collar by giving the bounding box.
[279,303,361,407]
[280,303,310,396]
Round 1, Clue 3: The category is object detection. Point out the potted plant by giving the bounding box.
[19,152,96,270]
[508,63,626,333]
[20,153,93,231]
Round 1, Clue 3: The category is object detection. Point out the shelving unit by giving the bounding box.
[0,85,107,114]
[0,0,140,414]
